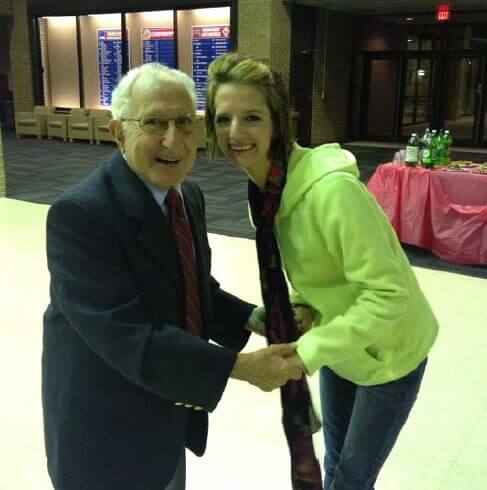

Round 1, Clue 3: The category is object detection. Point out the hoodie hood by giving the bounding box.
[278,142,358,218]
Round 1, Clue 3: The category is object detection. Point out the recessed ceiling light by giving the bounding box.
[406,17,413,21]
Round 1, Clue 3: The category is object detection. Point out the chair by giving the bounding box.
[47,112,68,141]
[68,108,93,144]
[15,105,55,139]
[90,109,114,145]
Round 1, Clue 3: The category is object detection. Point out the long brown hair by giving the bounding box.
[205,52,293,163]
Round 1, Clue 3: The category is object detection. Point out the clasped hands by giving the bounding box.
[231,343,305,392]
[231,304,315,392]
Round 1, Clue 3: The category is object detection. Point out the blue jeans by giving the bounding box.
[320,359,427,490]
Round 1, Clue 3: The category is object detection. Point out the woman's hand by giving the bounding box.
[292,304,315,335]
[246,306,266,336]
[247,304,315,337]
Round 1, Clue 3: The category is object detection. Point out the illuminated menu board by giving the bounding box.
[141,27,175,67]
[97,29,129,107]
[192,25,230,110]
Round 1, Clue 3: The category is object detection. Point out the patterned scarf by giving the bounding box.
[248,160,323,490]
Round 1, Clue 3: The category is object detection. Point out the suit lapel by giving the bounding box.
[106,151,182,290]
[136,197,182,289]
[106,153,209,329]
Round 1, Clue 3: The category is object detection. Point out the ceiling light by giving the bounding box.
[406,17,413,21]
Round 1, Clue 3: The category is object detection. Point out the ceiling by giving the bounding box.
[283,0,487,15]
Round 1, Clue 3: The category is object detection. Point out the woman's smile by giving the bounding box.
[229,143,255,151]
[214,83,274,186]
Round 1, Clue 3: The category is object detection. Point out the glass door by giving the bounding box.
[362,53,441,142]
[441,54,482,145]
[360,51,487,146]
[477,56,487,147]
[400,55,438,138]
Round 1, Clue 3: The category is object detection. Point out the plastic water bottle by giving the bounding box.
[405,133,420,167]
[419,128,430,163]
[443,130,453,164]
[421,130,437,169]
[430,130,439,167]
[437,129,450,165]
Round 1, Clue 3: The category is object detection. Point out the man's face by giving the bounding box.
[112,81,198,189]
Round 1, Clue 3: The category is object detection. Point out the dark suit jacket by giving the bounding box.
[42,151,254,490]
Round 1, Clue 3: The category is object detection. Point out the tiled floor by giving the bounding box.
[1,197,486,490]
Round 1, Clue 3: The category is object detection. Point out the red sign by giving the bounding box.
[436,5,451,21]
[141,27,174,41]
[192,26,230,39]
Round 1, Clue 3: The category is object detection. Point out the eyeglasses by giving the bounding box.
[122,114,196,135]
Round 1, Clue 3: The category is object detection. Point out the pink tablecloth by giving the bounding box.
[367,163,487,265]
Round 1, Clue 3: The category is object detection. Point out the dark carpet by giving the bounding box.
[2,129,485,279]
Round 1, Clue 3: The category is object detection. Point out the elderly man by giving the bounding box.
[42,63,302,490]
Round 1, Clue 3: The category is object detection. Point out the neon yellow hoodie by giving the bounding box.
[276,143,438,384]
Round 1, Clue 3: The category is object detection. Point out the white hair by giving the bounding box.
[110,63,197,120]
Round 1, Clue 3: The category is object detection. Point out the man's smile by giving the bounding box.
[155,157,183,166]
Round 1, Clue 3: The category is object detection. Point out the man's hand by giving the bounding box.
[231,343,303,392]
[293,304,315,335]
[283,351,306,369]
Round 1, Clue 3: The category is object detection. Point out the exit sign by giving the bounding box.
[437,5,451,21]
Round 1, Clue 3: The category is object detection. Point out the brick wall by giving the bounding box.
[237,0,292,89]
[237,2,352,146]
[0,0,12,15]
[10,0,34,111]
[238,0,272,62]
[7,0,346,143]
[311,10,353,145]
[7,0,291,113]
[269,0,291,89]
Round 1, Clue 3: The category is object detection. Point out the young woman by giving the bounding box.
[205,53,439,490]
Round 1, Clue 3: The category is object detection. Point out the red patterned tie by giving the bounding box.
[165,188,203,337]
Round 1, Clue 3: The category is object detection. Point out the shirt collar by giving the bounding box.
[122,153,183,207]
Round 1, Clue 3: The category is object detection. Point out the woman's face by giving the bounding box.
[213,83,274,174]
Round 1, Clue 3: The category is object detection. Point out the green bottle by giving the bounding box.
[420,128,430,149]
[405,133,420,167]
[421,130,435,169]
[420,128,429,161]
[430,129,438,168]
[443,130,453,164]
[436,129,445,164]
